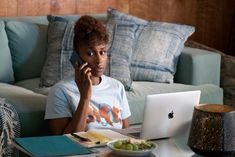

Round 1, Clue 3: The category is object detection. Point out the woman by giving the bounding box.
[44,15,131,135]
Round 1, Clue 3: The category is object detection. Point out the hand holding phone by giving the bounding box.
[70,51,92,98]
[70,52,84,68]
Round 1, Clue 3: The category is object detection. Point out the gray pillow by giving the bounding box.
[106,24,137,90]
[40,16,74,87]
[0,21,14,83]
[107,7,195,83]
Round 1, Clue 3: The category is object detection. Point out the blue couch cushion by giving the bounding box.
[5,21,47,82]
[0,21,14,83]
[107,7,195,83]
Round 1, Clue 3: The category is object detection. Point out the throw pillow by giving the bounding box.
[106,24,137,90]
[5,21,47,82]
[0,21,14,83]
[107,7,195,83]
[40,16,75,87]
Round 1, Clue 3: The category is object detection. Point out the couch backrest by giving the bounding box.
[1,14,220,87]
[0,14,107,83]
[0,21,14,83]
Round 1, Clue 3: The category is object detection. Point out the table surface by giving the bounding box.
[66,137,203,157]
[15,129,203,157]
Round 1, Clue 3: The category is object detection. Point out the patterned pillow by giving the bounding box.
[40,16,74,87]
[106,24,137,90]
[107,7,195,83]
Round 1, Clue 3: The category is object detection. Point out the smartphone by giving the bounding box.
[70,52,84,68]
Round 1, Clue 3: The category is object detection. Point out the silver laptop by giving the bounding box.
[128,90,201,140]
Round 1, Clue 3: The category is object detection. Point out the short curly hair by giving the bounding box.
[73,15,109,52]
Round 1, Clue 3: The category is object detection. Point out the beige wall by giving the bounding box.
[0,0,234,56]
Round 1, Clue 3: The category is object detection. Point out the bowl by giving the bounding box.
[107,140,157,156]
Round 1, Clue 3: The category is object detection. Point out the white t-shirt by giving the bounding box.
[44,75,131,130]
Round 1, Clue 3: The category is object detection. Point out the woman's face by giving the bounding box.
[78,43,107,77]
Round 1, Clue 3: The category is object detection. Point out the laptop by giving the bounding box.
[127,90,201,140]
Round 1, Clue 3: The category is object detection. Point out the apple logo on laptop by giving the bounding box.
[168,111,174,119]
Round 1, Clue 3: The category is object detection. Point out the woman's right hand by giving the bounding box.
[75,62,92,100]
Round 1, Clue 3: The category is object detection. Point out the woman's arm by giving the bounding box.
[122,118,129,128]
[49,63,92,135]
[49,98,90,135]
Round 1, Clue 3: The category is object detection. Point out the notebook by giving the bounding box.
[128,90,201,140]
[14,135,91,157]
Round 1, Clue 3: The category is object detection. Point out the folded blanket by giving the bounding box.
[0,98,20,157]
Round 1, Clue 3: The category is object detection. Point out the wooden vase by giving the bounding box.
[188,104,235,157]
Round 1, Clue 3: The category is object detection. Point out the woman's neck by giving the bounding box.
[91,76,101,85]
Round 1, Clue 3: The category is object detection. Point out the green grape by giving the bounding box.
[132,144,139,151]
[126,144,133,150]
[143,142,152,149]
[113,140,122,149]
[112,140,154,151]
[138,143,144,150]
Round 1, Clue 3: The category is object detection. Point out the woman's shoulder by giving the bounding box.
[102,75,124,89]
[50,77,76,92]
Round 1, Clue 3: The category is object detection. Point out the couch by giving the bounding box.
[0,14,223,138]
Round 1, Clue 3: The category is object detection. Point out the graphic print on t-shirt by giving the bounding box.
[87,103,121,127]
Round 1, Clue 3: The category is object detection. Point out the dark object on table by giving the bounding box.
[188,104,235,157]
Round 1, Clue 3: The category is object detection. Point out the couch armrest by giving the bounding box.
[174,47,221,86]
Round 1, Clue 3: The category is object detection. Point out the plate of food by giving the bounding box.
[107,139,157,156]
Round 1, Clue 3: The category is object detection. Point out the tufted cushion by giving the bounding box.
[0,21,14,83]
[107,7,195,83]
